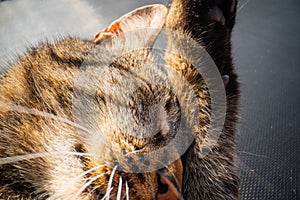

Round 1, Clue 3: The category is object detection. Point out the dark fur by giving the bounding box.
[166,0,240,199]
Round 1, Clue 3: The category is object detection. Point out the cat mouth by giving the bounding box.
[87,164,183,200]
[76,141,183,200]
[156,166,183,200]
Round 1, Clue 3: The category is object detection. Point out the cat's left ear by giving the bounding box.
[94,4,168,45]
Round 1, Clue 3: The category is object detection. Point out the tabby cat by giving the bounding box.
[0,0,239,199]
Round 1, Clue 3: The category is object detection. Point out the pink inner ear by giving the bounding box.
[94,22,123,44]
[93,11,145,44]
[95,32,100,38]
[93,4,168,44]
[94,31,114,44]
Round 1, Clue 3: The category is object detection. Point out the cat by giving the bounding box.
[0,0,239,199]
[166,0,240,199]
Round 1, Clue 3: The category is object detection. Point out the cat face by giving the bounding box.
[69,5,186,199]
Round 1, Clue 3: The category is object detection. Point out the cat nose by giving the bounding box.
[156,168,183,200]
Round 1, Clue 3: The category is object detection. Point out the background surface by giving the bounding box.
[0,0,299,199]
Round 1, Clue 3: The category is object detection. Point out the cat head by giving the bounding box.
[70,4,185,200]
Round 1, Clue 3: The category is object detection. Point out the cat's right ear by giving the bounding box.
[94,4,168,45]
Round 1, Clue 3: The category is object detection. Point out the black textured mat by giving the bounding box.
[233,0,300,199]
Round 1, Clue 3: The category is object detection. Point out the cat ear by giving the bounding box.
[94,4,168,45]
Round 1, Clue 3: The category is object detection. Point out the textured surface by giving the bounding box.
[0,0,299,199]
[233,0,300,199]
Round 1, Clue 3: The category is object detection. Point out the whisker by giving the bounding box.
[87,183,105,198]
[125,181,129,200]
[237,0,252,14]
[0,151,90,165]
[156,161,183,199]
[0,101,92,135]
[125,149,142,156]
[156,160,179,187]
[73,164,106,181]
[105,165,118,200]
[116,176,123,200]
[73,173,105,200]
[101,187,113,200]
[228,0,252,23]
[157,172,184,200]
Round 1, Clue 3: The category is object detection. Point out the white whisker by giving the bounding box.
[73,164,106,181]
[125,149,142,156]
[237,0,252,14]
[0,101,92,135]
[158,172,184,200]
[116,176,123,200]
[156,160,178,186]
[125,181,129,200]
[156,161,184,200]
[86,183,105,199]
[105,165,118,200]
[73,173,105,200]
[0,151,90,165]
[101,187,113,200]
